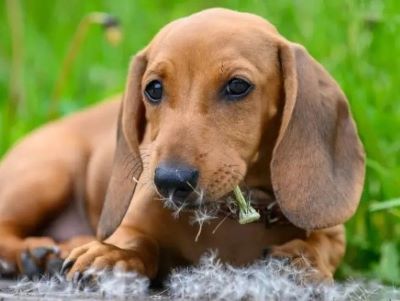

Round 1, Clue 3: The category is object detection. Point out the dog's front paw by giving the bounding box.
[18,246,63,279]
[268,239,333,283]
[62,241,148,281]
[15,237,64,279]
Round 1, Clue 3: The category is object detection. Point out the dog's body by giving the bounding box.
[0,9,364,282]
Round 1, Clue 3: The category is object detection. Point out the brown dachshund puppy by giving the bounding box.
[0,8,365,282]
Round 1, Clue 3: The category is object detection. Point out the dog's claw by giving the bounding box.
[20,250,44,279]
[60,259,74,275]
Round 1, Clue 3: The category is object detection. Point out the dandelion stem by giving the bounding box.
[233,186,260,224]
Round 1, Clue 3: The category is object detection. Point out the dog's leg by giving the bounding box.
[268,225,345,282]
[0,127,89,277]
[62,226,159,280]
[62,163,160,280]
[0,170,72,277]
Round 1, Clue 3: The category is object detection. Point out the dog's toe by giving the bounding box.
[19,250,44,279]
[66,254,97,280]
[64,241,150,283]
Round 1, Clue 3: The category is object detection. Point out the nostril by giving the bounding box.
[174,188,192,199]
[154,163,199,199]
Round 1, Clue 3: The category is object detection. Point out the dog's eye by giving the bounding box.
[224,78,253,100]
[144,80,163,104]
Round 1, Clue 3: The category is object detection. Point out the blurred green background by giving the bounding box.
[0,0,399,284]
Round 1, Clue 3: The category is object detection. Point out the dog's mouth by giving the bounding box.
[160,187,278,219]
[158,187,287,241]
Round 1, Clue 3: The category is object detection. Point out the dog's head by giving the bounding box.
[98,8,365,239]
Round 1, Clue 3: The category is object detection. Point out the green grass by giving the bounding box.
[0,0,399,284]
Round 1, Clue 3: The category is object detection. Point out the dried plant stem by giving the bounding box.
[6,0,24,117]
[233,186,260,224]
[212,215,228,234]
[194,222,204,242]
[50,12,121,117]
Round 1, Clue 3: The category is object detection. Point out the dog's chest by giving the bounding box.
[174,216,306,266]
[128,188,306,268]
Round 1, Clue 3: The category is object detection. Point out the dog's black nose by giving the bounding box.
[154,163,199,201]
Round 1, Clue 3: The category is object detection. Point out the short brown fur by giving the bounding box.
[0,8,364,281]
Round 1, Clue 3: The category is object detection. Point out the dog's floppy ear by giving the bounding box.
[270,42,365,230]
[97,52,147,240]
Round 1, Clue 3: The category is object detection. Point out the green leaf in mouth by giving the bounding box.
[233,186,261,224]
